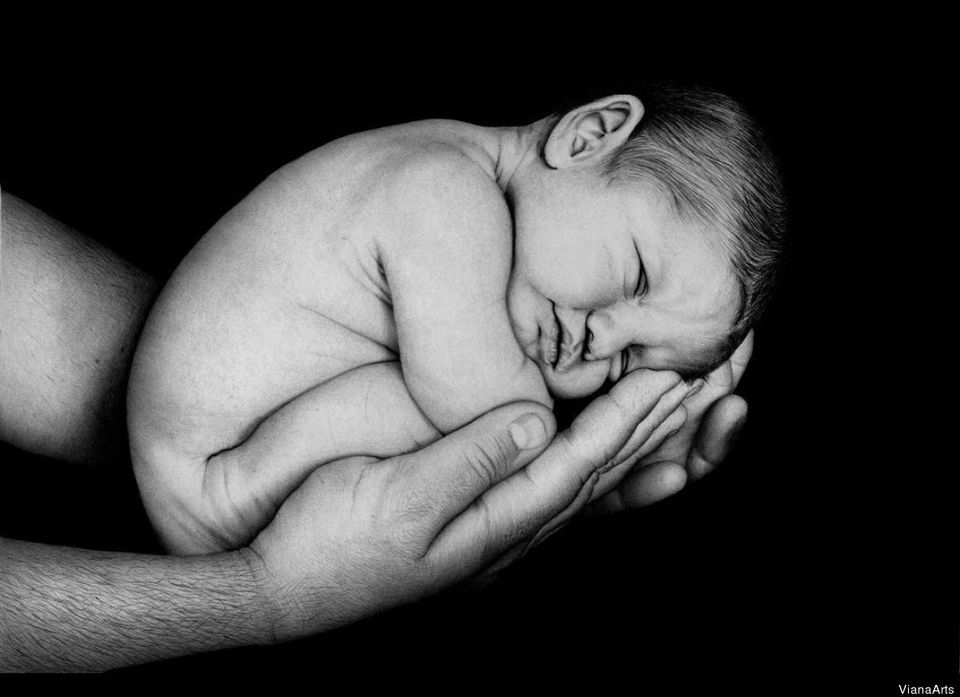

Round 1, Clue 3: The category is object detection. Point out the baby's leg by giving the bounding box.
[142,361,440,554]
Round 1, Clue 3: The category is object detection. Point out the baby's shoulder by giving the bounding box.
[381,143,511,239]
[376,143,514,296]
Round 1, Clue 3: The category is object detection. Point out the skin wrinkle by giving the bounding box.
[295,299,395,354]
[350,462,371,512]
[324,411,341,462]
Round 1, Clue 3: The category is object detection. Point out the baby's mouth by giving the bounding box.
[552,308,564,369]
[540,308,561,368]
[552,305,583,373]
[536,304,561,368]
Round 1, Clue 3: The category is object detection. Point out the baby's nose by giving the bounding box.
[584,308,628,360]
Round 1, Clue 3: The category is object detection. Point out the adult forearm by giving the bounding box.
[0,191,160,465]
[0,537,272,672]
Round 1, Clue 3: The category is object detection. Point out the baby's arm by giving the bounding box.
[194,152,546,551]
[381,152,552,433]
[133,151,546,555]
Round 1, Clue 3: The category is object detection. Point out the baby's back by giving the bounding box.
[130,121,481,460]
[127,120,529,552]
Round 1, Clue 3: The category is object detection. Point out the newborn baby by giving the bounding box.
[128,85,786,553]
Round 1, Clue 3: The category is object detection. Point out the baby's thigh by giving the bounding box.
[304,360,443,458]
[165,360,441,553]
[231,360,442,491]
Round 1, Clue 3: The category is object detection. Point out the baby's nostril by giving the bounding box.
[584,328,593,359]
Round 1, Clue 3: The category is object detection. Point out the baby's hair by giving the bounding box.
[599,83,787,376]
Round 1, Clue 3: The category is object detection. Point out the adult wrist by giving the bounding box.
[235,545,281,646]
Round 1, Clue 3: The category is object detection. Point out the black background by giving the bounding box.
[1,26,951,690]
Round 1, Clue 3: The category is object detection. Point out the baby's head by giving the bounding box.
[505,84,786,399]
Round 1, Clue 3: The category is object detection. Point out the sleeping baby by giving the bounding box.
[128,85,786,554]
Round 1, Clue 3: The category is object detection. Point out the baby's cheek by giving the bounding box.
[541,361,610,400]
[505,277,541,343]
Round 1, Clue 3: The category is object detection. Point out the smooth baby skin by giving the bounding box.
[129,120,561,553]
[129,90,738,555]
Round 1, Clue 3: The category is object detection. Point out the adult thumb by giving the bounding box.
[395,402,556,537]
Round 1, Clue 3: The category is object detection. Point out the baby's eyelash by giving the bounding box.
[633,240,646,296]
[634,271,646,296]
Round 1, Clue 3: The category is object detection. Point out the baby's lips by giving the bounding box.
[539,324,557,367]
[552,306,589,373]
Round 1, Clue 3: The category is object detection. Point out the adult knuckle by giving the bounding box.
[381,483,435,546]
[554,424,589,461]
[578,468,602,499]
[377,503,428,562]
[461,435,512,486]
[600,387,633,418]
[558,422,608,470]
[613,370,680,411]
[464,496,497,557]
[388,523,425,560]
[481,504,531,558]
[665,404,688,429]
[388,489,436,529]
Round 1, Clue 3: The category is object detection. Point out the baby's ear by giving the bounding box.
[544,94,644,169]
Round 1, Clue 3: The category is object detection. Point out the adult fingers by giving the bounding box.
[730,330,754,387]
[515,372,692,536]
[427,369,682,570]
[687,394,748,481]
[524,457,685,551]
[587,402,689,504]
[554,370,683,477]
[588,461,689,515]
[452,374,690,572]
[603,380,700,474]
[390,401,556,538]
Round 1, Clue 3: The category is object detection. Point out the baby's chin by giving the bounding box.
[539,362,610,400]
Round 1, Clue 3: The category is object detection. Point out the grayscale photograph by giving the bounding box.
[0,20,948,692]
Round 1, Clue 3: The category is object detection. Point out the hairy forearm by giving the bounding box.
[0,537,272,672]
[0,192,160,465]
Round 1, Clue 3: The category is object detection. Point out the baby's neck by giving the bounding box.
[451,119,549,195]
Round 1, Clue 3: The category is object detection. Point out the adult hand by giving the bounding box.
[245,369,697,642]
[589,331,754,513]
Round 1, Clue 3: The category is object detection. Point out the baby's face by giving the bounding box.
[507,175,740,399]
